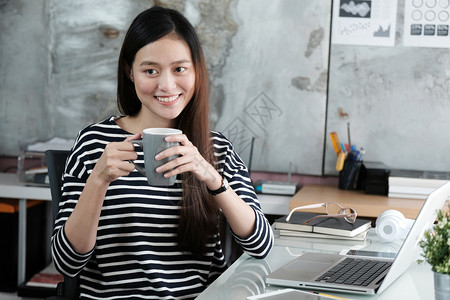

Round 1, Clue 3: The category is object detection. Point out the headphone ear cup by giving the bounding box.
[376,210,407,242]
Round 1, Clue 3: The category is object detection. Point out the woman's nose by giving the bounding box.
[158,72,176,92]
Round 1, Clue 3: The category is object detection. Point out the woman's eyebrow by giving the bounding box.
[172,59,192,64]
[140,60,158,67]
[139,59,192,67]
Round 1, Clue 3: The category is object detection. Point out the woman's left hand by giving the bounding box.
[157,133,257,238]
[154,134,221,189]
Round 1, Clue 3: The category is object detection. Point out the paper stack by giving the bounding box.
[388,169,450,200]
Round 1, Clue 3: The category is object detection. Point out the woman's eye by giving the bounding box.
[174,67,186,73]
[145,69,157,75]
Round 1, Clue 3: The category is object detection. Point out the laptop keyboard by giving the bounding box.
[315,258,392,286]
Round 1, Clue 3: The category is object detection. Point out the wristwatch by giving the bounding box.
[207,177,229,196]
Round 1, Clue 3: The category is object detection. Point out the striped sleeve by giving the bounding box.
[211,131,274,259]
[50,125,99,277]
[52,222,94,277]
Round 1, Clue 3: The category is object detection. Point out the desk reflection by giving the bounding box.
[213,256,272,299]
[198,230,414,300]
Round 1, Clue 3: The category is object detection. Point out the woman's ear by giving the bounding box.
[124,63,134,82]
[129,71,134,82]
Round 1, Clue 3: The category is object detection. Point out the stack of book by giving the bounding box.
[273,212,372,241]
[17,262,63,298]
[26,263,63,289]
[388,169,450,200]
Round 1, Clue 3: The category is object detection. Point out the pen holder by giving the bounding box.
[339,159,363,190]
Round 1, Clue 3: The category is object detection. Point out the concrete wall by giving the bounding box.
[1,0,449,175]
[324,1,450,174]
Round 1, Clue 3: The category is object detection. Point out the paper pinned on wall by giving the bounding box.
[403,0,450,48]
[331,0,398,47]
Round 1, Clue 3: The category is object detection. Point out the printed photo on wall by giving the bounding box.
[332,0,398,47]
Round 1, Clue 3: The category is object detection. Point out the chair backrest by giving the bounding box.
[45,150,70,221]
[45,149,79,300]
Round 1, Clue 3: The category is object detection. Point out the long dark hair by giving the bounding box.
[117,6,219,255]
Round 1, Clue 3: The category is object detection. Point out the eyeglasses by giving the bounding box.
[286,202,357,225]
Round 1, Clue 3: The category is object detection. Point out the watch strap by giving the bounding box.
[207,177,228,196]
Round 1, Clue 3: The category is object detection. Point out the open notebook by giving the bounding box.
[266,182,450,295]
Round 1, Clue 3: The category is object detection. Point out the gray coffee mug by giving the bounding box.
[131,128,182,186]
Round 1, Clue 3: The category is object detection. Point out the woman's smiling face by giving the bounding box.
[130,35,195,127]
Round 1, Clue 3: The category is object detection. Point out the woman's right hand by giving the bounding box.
[65,133,143,253]
[91,133,141,183]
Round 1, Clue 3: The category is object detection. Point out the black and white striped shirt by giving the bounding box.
[51,116,273,299]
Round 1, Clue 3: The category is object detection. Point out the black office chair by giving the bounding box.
[45,150,79,300]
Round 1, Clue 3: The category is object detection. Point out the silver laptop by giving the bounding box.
[266,182,450,295]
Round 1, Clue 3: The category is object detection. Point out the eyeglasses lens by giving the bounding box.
[342,207,357,223]
[326,203,356,223]
[325,203,343,215]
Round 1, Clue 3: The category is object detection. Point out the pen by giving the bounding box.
[336,152,345,171]
[311,291,349,300]
[329,132,341,155]
[357,149,366,161]
[340,142,346,153]
[330,132,345,171]
[347,122,351,149]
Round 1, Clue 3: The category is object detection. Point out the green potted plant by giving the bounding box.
[418,205,450,300]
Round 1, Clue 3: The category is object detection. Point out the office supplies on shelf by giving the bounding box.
[338,147,366,190]
[329,132,346,172]
[25,263,63,289]
[254,164,299,196]
[266,182,450,295]
[389,169,450,186]
[330,125,365,190]
[338,160,362,190]
[16,137,73,187]
[329,132,341,154]
[361,161,389,195]
[25,137,74,152]
[336,152,345,172]
[388,190,450,200]
[274,211,371,238]
[254,180,299,195]
[347,122,351,149]
[388,169,450,200]
[16,151,48,186]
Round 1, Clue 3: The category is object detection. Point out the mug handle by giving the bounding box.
[128,140,146,176]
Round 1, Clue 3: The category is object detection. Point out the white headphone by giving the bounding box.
[376,210,413,242]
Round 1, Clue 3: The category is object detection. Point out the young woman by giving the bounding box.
[51,6,273,299]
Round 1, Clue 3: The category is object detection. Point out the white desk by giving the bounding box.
[197,229,435,299]
[0,173,52,285]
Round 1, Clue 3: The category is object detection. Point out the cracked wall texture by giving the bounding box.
[1,0,448,175]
